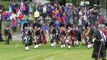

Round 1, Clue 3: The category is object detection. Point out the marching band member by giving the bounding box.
[33,20,42,48]
[50,25,57,47]
[70,26,77,47]
[34,27,41,48]
[66,23,72,49]
[66,27,72,49]
[22,23,30,51]
[85,26,93,48]
[75,26,81,45]
[92,24,106,60]
[60,23,66,48]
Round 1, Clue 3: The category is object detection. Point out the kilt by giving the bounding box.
[92,42,106,59]
[51,34,56,43]
[34,35,41,44]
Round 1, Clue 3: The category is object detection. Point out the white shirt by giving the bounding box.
[99,30,106,42]
[10,13,17,20]
[43,6,47,13]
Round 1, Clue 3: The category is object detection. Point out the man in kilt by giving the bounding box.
[33,21,42,48]
[70,26,78,47]
[59,23,66,48]
[85,26,93,48]
[66,23,72,49]
[34,27,42,48]
[27,27,33,46]
[22,23,32,50]
[50,25,57,47]
[92,24,106,60]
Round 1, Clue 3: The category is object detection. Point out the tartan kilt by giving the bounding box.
[92,42,106,58]
[59,34,65,41]
[60,35,65,44]
[34,35,40,44]
[34,39,39,44]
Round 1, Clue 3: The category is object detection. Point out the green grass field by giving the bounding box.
[0,41,95,60]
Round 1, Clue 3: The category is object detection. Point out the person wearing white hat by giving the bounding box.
[92,24,106,60]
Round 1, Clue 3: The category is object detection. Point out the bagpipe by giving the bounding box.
[22,30,32,45]
[23,35,31,45]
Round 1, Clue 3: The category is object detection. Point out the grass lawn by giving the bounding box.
[0,41,96,60]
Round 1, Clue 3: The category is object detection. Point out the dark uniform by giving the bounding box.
[51,27,57,44]
[22,28,30,47]
[92,30,106,60]
[60,28,66,44]
[22,23,32,50]
[59,23,66,47]
[27,28,33,45]
[105,23,107,49]
[33,22,42,48]
[70,28,77,47]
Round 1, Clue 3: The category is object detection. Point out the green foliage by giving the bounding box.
[0,1,9,10]
[76,0,82,5]
[66,0,72,3]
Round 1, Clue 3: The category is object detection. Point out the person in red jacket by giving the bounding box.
[18,13,23,20]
